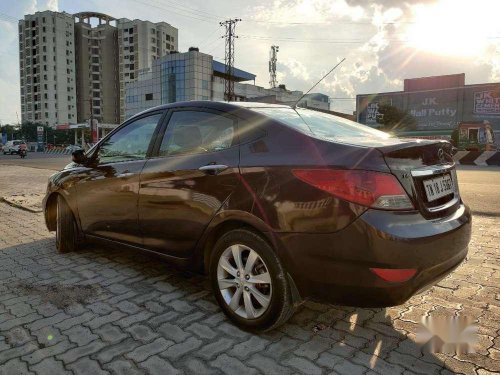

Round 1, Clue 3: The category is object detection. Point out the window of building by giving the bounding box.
[130,73,134,79]
[145,93,153,101]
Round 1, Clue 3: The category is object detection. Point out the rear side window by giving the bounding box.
[252,107,390,140]
[159,111,235,156]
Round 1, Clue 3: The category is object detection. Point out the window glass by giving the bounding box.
[159,111,235,156]
[98,113,162,163]
[252,107,390,140]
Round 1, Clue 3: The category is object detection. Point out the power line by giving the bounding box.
[128,0,219,23]
[0,12,18,23]
[243,19,417,25]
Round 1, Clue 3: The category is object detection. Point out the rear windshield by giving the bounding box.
[252,107,390,140]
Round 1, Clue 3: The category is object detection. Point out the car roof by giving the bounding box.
[129,101,292,120]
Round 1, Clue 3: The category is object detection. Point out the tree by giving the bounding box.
[376,104,417,132]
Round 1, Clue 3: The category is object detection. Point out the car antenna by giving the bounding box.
[291,57,346,109]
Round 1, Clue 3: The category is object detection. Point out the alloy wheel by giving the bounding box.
[217,244,272,319]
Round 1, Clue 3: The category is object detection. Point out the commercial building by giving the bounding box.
[74,12,119,125]
[18,10,77,126]
[356,73,500,143]
[117,18,178,122]
[19,10,179,128]
[125,49,330,119]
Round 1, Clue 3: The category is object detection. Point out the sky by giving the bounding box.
[1,0,500,124]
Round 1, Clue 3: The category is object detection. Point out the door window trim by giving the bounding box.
[149,107,240,159]
[86,110,168,165]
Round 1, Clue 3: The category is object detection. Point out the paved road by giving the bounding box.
[0,152,72,171]
[1,153,499,216]
[0,163,498,374]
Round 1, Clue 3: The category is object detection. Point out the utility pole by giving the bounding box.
[269,45,279,88]
[220,18,241,101]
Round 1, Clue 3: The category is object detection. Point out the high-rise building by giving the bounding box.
[19,10,77,126]
[117,18,178,122]
[74,12,120,125]
[19,11,179,128]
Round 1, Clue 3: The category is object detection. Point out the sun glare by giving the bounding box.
[405,0,500,56]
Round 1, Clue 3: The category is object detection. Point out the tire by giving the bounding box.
[56,195,80,253]
[210,228,295,332]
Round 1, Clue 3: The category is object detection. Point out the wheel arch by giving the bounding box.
[45,192,79,232]
[45,192,60,231]
[198,215,279,275]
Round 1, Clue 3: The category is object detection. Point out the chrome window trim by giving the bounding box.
[410,163,455,177]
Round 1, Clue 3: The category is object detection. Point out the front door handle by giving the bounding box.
[117,172,134,178]
[198,164,228,175]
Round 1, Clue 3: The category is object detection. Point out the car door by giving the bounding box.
[138,108,240,257]
[75,111,165,244]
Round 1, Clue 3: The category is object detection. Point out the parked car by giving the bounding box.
[3,140,25,155]
[43,101,471,331]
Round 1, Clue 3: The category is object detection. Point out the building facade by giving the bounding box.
[117,18,178,122]
[356,73,500,143]
[19,10,179,128]
[74,12,120,125]
[19,10,77,126]
[125,50,330,119]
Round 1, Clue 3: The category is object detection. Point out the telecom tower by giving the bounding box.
[269,45,279,88]
[220,18,241,101]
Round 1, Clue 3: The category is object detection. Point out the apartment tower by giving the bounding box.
[74,12,120,125]
[19,11,178,127]
[18,10,77,126]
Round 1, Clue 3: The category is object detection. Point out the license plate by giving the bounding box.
[423,174,455,202]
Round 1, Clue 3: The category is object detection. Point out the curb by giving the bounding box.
[0,197,43,213]
[453,151,500,166]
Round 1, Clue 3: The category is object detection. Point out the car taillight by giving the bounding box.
[370,268,417,282]
[292,169,414,210]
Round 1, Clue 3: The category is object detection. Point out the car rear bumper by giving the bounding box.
[275,204,471,307]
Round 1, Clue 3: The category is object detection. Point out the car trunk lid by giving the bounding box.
[376,139,460,219]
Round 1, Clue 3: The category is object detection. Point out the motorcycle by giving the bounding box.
[19,149,27,158]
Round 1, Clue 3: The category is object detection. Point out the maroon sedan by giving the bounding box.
[43,101,471,331]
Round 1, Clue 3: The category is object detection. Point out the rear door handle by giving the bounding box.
[198,164,228,175]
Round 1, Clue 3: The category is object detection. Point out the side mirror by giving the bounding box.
[72,149,87,164]
[451,146,458,156]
